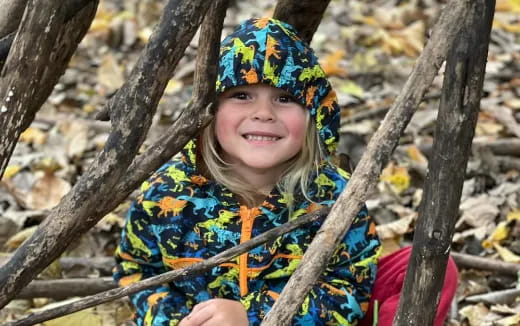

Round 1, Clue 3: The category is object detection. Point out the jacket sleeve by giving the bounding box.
[113,190,192,326]
[240,207,381,326]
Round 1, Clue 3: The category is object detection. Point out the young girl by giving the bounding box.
[114,18,456,326]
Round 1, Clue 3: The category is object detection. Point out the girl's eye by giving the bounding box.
[278,95,296,103]
[230,92,249,100]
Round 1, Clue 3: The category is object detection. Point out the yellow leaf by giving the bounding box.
[381,162,411,194]
[482,221,510,249]
[43,307,103,326]
[493,243,520,263]
[164,79,183,95]
[33,157,62,173]
[506,209,520,221]
[6,226,38,250]
[407,145,428,165]
[496,0,520,12]
[82,104,96,113]
[339,80,364,98]
[19,127,48,145]
[3,165,22,179]
[320,50,348,77]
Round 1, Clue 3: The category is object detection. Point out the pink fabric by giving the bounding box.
[359,246,459,326]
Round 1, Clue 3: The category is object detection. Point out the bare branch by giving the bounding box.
[394,1,495,324]
[16,278,116,300]
[0,0,27,38]
[260,1,473,324]
[5,208,329,326]
[273,0,331,43]
[451,252,520,276]
[0,0,213,308]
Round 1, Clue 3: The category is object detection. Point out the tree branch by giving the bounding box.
[0,0,28,39]
[394,1,495,324]
[260,1,473,324]
[5,208,330,326]
[0,0,213,309]
[273,0,331,43]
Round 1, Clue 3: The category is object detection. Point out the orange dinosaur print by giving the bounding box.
[157,196,187,217]
[320,90,337,114]
[147,292,168,307]
[119,273,142,286]
[190,175,208,186]
[266,35,282,60]
[306,86,318,107]
[241,68,258,84]
[254,17,270,29]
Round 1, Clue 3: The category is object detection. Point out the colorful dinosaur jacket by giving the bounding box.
[114,18,381,326]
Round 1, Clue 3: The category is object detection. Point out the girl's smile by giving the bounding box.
[215,84,307,187]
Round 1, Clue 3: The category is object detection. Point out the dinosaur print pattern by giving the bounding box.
[114,18,381,326]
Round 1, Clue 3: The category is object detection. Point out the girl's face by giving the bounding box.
[215,84,307,183]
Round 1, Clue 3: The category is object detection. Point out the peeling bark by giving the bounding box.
[260,1,473,325]
[0,0,213,308]
[393,1,495,325]
[0,0,98,178]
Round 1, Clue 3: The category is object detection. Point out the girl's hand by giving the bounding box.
[178,298,249,326]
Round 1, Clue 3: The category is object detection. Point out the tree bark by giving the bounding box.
[5,208,330,326]
[273,0,331,43]
[0,0,27,39]
[0,0,213,309]
[260,1,473,325]
[0,0,98,177]
[16,278,116,300]
[393,1,495,325]
[450,252,520,276]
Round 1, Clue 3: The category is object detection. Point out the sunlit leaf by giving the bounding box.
[320,49,348,77]
[19,127,48,145]
[3,165,22,179]
[493,243,520,263]
[482,221,510,249]
[380,162,411,194]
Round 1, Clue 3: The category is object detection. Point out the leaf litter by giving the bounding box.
[1,0,520,324]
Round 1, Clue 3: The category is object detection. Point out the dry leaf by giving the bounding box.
[3,165,22,179]
[495,314,520,326]
[380,162,411,194]
[320,49,348,77]
[493,243,520,263]
[25,172,71,211]
[458,195,499,228]
[407,145,428,165]
[6,226,37,250]
[459,303,490,326]
[41,306,103,326]
[97,54,125,94]
[59,121,90,159]
[376,213,416,240]
[506,210,520,221]
[19,127,48,145]
[482,221,511,249]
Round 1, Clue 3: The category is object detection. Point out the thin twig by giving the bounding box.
[261,1,473,324]
[5,208,330,326]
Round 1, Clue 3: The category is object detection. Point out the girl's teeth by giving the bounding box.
[245,135,279,141]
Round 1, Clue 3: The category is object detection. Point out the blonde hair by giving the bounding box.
[200,112,326,208]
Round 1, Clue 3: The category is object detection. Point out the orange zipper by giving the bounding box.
[239,206,260,296]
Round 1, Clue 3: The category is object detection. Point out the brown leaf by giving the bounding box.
[25,172,71,211]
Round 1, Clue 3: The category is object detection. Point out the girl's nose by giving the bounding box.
[252,100,275,122]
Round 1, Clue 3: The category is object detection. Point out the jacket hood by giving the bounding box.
[216,17,340,155]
